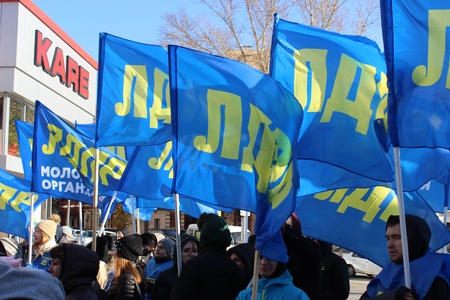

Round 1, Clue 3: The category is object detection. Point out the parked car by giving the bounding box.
[186,224,251,249]
[72,228,116,246]
[333,247,382,277]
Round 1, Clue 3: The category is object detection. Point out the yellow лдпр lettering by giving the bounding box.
[412,9,450,88]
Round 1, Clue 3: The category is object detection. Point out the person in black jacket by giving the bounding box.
[226,242,255,287]
[282,212,322,300]
[48,243,102,299]
[169,213,246,300]
[315,240,349,300]
[152,234,199,300]
[107,234,146,300]
[360,214,450,300]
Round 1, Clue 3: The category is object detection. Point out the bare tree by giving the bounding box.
[157,0,380,73]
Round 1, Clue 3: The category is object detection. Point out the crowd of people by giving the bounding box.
[0,212,449,299]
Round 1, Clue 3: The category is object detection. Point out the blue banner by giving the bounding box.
[15,120,34,181]
[271,17,394,191]
[381,0,450,148]
[96,33,170,146]
[123,197,156,221]
[31,101,127,203]
[400,147,450,191]
[296,187,450,266]
[169,45,303,263]
[118,143,173,200]
[75,123,135,161]
[117,143,229,216]
[0,167,47,238]
[416,180,447,213]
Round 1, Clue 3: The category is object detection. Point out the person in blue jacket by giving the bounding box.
[235,253,310,300]
[28,219,58,271]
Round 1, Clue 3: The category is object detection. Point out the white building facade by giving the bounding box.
[0,0,97,177]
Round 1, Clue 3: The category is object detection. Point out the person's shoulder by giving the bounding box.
[235,287,252,300]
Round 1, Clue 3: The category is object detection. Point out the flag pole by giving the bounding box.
[92,148,100,251]
[27,192,35,265]
[99,191,117,235]
[394,147,411,288]
[174,193,182,276]
[251,249,260,300]
[131,195,136,234]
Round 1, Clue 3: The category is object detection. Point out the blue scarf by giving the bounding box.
[367,251,450,299]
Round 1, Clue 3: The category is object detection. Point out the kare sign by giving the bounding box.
[34,30,90,100]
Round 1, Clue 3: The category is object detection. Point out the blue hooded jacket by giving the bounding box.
[235,269,310,300]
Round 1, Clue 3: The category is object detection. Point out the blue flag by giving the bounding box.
[381,0,450,148]
[296,186,450,266]
[271,17,394,192]
[123,198,157,221]
[32,101,127,203]
[96,33,170,146]
[400,147,450,192]
[117,143,230,216]
[75,123,135,161]
[117,143,174,200]
[15,120,34,181]
[169,45,303,262]
[416,180,448,213]
[0,167,47,238]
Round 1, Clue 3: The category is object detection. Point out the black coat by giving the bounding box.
[107,272,143,300]
[283,224,322,300]
[59,244,101,300]
[169,245,246,300]
[319,252,349,300]
[152,265,178,300]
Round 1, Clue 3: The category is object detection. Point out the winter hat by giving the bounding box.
[159,238,175,257]
[61,226,73,239]
[86,236,111,263]
[199,214,231,250]
[36,220,57,239]
[116,234,143,262]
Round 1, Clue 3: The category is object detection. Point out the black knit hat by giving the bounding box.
[199,214,231,250]
[116,234,143,262]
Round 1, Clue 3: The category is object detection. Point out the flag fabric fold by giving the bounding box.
[96,33,170,147]
[381,0,450,148]
[31,101,127,204]
[270,16,394,194]
[169,45,303,262]
[296,186,450,266]
[0,167,47,238]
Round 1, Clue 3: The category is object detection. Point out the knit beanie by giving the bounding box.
[159,238,175,257]
[199,215,231,250]
[61,226,73,239]
[116,234,143,262]
[36,220,57,239]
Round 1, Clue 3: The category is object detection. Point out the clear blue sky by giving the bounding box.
[32,0,196,60]
[32,0,383,61]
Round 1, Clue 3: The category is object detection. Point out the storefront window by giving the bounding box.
[0,97,3,155]
[8,98,34,158]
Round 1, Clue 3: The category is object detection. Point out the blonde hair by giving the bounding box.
[49,214,61,224]
[33,230,51,256]
[114,256,142,289]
